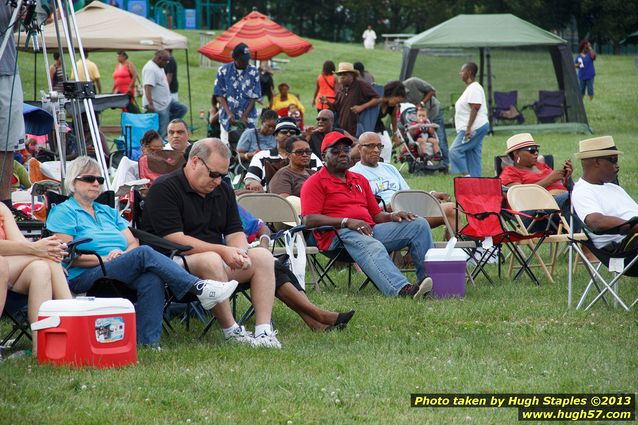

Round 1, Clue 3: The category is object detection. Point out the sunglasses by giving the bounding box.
[277,129,297,136]
[360,143,384,150]
[197,157,228,179]
[291,149,312,156]
[599,156,619,164]
[75,175,105,184]
[522,147,540,154]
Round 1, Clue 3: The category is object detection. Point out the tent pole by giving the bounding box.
[479,47,484,86]
[486,48,493,134]
[186,48,193,130]
[34,50,37,99]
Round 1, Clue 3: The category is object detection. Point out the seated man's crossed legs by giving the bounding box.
[180,247,281,348]
[331,217,434,298]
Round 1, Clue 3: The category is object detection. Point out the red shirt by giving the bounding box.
[301,167,382,250]
[500,162,567,192]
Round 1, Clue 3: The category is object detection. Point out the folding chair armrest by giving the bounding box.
[75,249,108,276]
[589,216,638,235]
[129,227,193,252]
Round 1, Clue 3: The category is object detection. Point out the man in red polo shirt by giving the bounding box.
[301,131,434,298]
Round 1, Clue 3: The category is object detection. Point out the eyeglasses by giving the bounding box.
[522,147,540,154]
[316,117,330,122]
[75,175,105,184]
[197,157,228,179]
[291,149,312,156]
[277,129,297,136]
[599,156,619,164]
[360,143,384,150]
[328,145,352,154]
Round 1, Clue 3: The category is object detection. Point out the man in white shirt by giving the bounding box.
[350,132,456,236]
[142,50,187,138]
[572,136,638,253]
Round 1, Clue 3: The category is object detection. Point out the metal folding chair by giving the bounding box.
[568,214,638,311]
[506,184,587,283]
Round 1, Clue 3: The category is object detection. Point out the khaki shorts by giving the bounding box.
[0,73,25,151]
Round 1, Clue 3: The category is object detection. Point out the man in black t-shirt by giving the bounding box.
[143,138,282,348]
[164,49,179,101]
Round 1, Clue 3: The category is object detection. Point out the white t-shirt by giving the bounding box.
[350,161,409,206]
[572,178,638,248]
[454,81,488,133]
[142,60,171,111]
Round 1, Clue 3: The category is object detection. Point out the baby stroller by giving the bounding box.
[395,104,447,174]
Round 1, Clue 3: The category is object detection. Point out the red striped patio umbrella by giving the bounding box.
[198,11,313,62]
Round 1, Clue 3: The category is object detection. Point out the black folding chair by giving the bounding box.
[568,214,638,311]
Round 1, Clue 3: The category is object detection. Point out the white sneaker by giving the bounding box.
[195,279,239,310]
[252,329,282,349]
[413,277,433,299]
[224,326,255,346]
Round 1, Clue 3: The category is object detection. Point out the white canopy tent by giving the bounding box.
[19,1,193,126]
[21,1,188,50]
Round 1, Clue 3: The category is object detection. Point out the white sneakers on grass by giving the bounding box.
[195,279,239,310]
[252,329,282,349]
[224,326,255,346]
[225,326,282,349]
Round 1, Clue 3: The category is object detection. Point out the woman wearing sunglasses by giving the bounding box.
[268,136,316,198]
[46,157,238,347]
[501,133,573,217]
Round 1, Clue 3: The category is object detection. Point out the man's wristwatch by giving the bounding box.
[341,217,349,228]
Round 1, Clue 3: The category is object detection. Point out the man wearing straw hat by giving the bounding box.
[328,62,380,136]
[572,136,638,252]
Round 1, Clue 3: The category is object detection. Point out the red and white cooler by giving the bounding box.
[31,297,137,368]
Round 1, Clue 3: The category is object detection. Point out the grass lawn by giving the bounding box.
[2,33,638,424]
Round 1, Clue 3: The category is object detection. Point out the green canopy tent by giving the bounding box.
[400,14,590,133]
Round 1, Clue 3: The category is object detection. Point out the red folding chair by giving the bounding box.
[454,177,555,285]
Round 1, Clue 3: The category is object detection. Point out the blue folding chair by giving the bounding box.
[120,112,159,161]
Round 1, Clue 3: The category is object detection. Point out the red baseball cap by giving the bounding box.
[321,131,353,154]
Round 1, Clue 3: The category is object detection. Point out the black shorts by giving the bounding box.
[274,259,304,292]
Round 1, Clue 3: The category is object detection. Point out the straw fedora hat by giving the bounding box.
[575,136,623,159]
[505,133,538,154]
[335,62,359,75]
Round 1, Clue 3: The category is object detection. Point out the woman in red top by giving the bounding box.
[112,50,139,113]
[312,60,336,112]
[500,133,575,229]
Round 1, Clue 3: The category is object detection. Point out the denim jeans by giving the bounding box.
[433,110,449,167]
[155,100,188,139]
[449,122,490,176]
[329,217,434,296]
[69,246,199,345]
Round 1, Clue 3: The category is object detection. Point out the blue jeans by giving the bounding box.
[69,246,199,345]
[449,122,489,176]
[433,110,449,167]
[579,78,594,97]
[155,100,188,139]
[328,217,434,296]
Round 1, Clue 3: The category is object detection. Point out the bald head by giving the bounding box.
[358,132,383,167]
[316,110,334,132]
[189,138,231,162]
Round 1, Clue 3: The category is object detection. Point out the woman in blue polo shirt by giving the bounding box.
[47,157,238,347]
[575,39,596,100]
